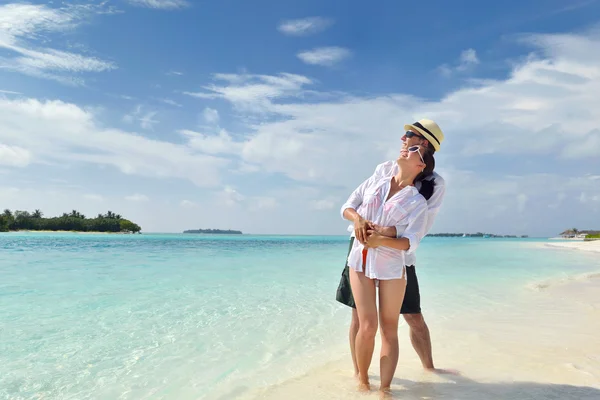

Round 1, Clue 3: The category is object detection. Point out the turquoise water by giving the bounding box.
[1,233,599,399]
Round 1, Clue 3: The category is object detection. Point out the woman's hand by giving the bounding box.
[354,217,373,245]
[365,230,385,248]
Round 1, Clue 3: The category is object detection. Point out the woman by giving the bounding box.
[340,145,435,395]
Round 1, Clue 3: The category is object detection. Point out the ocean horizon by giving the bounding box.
[2,233,599,399]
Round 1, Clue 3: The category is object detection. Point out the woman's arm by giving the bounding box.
[365,200,429,252]
[365,232,410,250]
[340,173,379,244]
[343,209,372,244]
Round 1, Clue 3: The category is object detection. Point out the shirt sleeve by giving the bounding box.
[423,175,446,234]
[400,199,429,255]
[339,172,377,220]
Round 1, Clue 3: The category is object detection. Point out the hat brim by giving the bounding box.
[404,124,441,151]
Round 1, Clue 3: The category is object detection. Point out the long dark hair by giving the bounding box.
[415,148,436,200]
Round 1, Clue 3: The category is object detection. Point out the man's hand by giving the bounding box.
[365,230,385,248]
[354,217,373,245]
[372,224,396,238]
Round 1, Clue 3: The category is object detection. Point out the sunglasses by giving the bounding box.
[405,130,425,139]
[407,145,425,164]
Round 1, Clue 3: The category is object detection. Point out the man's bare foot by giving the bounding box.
[425,367,461,375]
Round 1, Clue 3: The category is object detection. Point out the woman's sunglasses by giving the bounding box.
[407,145,425,164]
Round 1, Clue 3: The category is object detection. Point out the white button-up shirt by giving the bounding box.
[340,168,429,280]
[343,161,446,269]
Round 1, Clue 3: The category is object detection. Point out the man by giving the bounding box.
[336,118,446,374]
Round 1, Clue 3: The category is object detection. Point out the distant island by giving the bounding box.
[427,232,529,238]
[0,209,141,233]
[558,228,600,239]
[183,229,242,234]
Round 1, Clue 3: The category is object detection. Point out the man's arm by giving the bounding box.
[422,174,446,234]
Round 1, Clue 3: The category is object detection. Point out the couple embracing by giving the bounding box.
[336,119,447,396]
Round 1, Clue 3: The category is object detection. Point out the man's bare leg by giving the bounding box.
[403,313,434,369]
[349,308,360,377]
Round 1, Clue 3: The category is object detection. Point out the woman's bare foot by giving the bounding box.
[357,380,371,392]
[379,387,392,399]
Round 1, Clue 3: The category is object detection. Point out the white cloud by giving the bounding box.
[139,112,159,130]
[0,97,228,187]
[297,47,352,66]
[310,198,338,211]
[517,193,528,213]
[278,17,333,36]
[249,197,279,211]
[458,49,480,68]
[180,199,197,208]
[0,90,22,95]
[184,73,313,112]
[203,107,220,124]
[439,48,480,76]
[125,194,149,202]
[0,144,31,167]
[7,46,115,73]
[124,105,159,130]
[167,70,184,76]
[159,98,182,107]
[218,186,244,206]
[126,0,189,9]
[0,3,115,84]
[180,129,241,155]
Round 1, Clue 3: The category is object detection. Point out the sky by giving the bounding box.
[1,0,600,236]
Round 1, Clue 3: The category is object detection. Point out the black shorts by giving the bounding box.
[335,237,422,314]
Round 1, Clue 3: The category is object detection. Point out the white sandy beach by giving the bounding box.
[243,243,600,400]
[544,239,600,253]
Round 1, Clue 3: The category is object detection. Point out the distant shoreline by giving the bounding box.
[183,229,243,235]
[3,230,137,234]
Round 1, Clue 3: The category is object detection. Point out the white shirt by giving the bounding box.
[344,161,446,268]
[340,170,429,280]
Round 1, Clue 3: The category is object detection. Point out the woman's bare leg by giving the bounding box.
[349,308,360,377]
[349,269,377,390]
[378,277,407,393]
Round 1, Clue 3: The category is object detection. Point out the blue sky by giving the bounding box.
[1,0,600,236]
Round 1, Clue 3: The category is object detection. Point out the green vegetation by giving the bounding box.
[183,229,242,234]
[0,209,141,233]
[585,234,600,239]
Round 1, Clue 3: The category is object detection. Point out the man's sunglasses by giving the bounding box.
[405,131,425,139]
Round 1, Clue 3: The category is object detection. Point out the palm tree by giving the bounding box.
[32,209,43,218]
[14,210,30,219]
[3,209,12,218]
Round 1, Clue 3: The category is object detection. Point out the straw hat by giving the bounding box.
[404,119,444,151]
